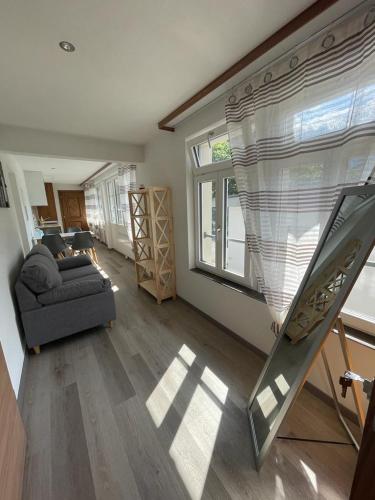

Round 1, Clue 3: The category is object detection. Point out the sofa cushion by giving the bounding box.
[21,254,62,293]
[37,278,111,305]
[60,264,99,282]
[27,244,58,269]
[57,255,92,271]
[67,273,109,284]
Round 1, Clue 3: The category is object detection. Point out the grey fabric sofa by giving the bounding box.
[15,244,116,352]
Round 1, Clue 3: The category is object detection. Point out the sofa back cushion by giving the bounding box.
[27,244,58,270]
[21,254,62,293]
[37,277,110,305]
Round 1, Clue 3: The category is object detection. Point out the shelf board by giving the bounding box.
[139,279,158,299]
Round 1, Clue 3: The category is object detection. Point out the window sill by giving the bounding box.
[334,324,375,350]
[191,270,375,349]
[191,267,266,303]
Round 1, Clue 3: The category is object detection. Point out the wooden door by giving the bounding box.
[58,190,89,231]
[350,381,375,499]
[37,183,57,222]
[0,343,26,500]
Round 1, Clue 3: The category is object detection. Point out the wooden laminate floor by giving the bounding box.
[21,243,358,500]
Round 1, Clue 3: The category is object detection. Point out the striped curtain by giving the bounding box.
[225,5,375,323]
[117,164,137,240]
[83,183,98,229]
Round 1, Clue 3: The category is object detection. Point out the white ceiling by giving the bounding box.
[0,0,321,144]
[15,155,104,184]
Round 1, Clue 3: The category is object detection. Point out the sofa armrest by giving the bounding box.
[37,277,110,305]
[57,255,92,271]
[15,279,42,312]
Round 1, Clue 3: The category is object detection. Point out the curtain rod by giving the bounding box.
[157,0,341,131]
[162,0,369,131]
[227,0,369,95]
[80,162,112,187]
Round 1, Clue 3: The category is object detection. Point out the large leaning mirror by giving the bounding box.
[248,184,375,469]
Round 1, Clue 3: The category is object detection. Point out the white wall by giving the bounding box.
[0,153,33,394]
[141,95,375,414]
[0,124,144,163]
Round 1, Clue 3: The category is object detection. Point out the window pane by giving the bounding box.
[107,180,117,224]
[199,180,216,266]
[223,177,245,276]
[293,85,375,142]
[193,133,231,167]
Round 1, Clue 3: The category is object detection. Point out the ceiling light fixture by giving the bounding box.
[59,41,76,52]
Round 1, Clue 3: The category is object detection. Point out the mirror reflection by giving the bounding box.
[248,191,375,460]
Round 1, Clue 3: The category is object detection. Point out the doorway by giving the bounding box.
[58,190,89,231]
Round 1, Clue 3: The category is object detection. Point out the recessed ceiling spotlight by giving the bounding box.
[59,41,76,52]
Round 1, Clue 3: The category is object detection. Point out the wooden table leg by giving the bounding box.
[92,247,99,265]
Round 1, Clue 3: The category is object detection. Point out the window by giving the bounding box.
[342,248,375,337]
[293,85,375,141]
[292,86,375,337]
[198,179,216,266]
[106,178,122,225]
[190,125,249,287]
[223,177,245,276]
[192,131,231,167]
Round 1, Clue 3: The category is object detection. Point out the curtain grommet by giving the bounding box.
[289,55,299,69]
[322,33,335,49]
[245,84,253,94]
[264,72,272,83]
[364,8,375,27]
[228,95,236,104]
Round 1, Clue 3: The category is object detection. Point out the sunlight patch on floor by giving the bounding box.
[97,266,109,279]
[200,367,228,404]
[146,357,188,427]
[178,344,196,366]
[169,384,223,500]
[96,265,118,290]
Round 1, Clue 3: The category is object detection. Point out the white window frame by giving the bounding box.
[189,124,251,288]
[105,176,124,226]
[106,177,117,224]
[342,258,375,337]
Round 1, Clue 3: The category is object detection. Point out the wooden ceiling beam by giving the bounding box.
[80,162,112,187]
[158,0,340,131]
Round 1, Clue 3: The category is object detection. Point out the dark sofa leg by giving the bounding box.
[33,346,41,354]
[107,320,113,329]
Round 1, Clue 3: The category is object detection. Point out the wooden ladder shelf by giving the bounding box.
[128,187,176,304]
